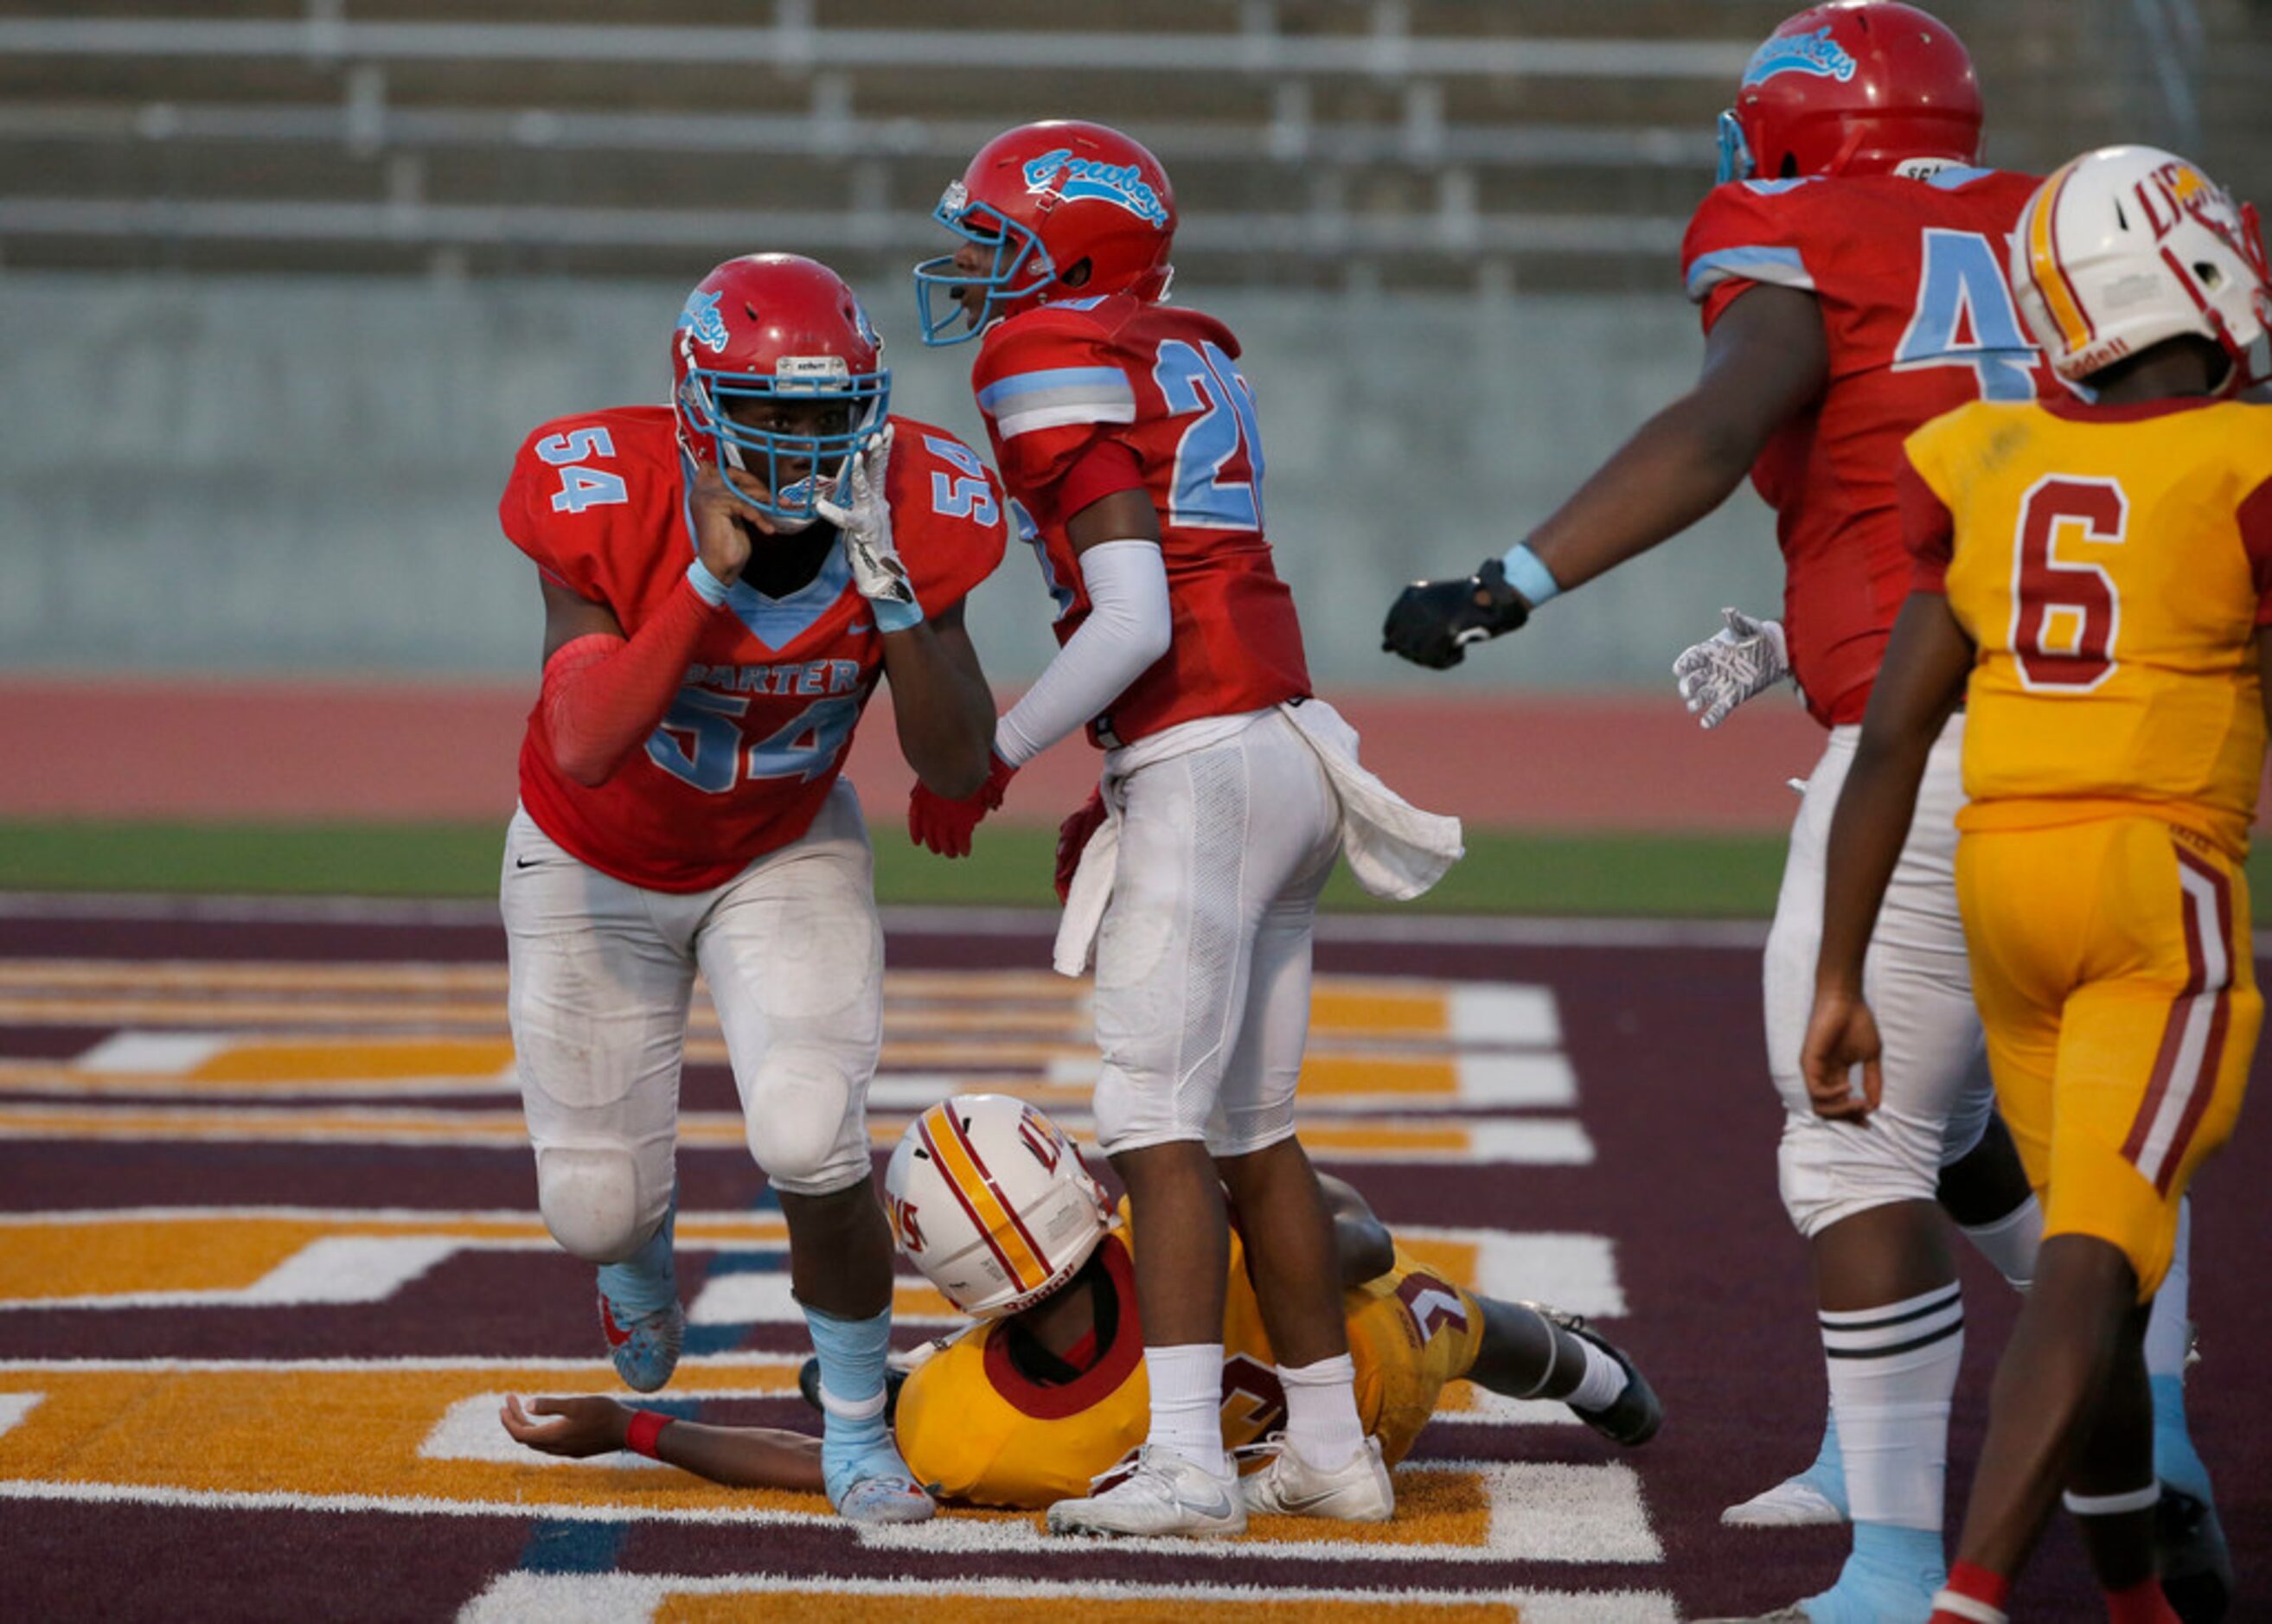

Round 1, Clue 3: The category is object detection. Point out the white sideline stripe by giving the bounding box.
[1450,983,1562,1045]
[74,1033,228,1074]
[0,1461,1667,1571]
[458,1570,1680,1624]
[686,1271,813,1328]
[1443,1393,1577,1427]
[0,891,1778,948]
[1469,1119,1596,1165]
[1,1235,467,1312]
[1491,1461,1662,1562]
[0,1392,44,1437]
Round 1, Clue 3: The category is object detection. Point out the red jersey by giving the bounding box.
[501,406,1007,892]
[1681,166,2051,726]
[970,295,1311,747]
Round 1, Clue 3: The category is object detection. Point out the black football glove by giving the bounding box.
[1381,557,1531,669]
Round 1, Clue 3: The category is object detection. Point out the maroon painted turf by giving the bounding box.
[0,914,2265,1620]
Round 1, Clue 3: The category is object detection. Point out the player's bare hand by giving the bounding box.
[1800,984,1883,1122]
[500,1393,631,1458]
[688,460,775,585]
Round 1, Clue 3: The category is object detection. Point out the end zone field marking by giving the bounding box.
[0,1392,43,1438]
[458,1571,1680,1624]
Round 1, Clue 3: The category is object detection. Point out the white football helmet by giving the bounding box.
[883,1095,1113,1319]
[2011,144,2272,391]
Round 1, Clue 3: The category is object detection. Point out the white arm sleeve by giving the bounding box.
[994,538,1172,766]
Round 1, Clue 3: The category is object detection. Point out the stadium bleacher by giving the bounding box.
[2,0,2262,291]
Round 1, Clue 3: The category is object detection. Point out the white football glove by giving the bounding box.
[816,423,918,622]
[1673,606,1790,730]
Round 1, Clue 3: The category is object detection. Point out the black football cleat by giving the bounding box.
[2158,1484,2233,1624]
[1522,1301,1663,1447]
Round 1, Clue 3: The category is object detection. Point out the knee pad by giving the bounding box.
[745,1050,864,1196]
[536,1145,653,1263]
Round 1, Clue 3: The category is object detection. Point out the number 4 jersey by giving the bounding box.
[501,406,1007,892]
[1682,166,2048,726]
[970,295,1311,747]
[1903,394,2272,859]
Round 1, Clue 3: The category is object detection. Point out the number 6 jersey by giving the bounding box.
[1901,394,2272,859]
[501,406,1007,892]
[969,294,1311,747]
[1682,166,2048,726]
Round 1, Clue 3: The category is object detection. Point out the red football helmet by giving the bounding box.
[1717,3,1982,184]
[914,119,1177,346]
[670,253,889,526]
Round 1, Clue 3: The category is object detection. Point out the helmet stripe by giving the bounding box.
[917,1106,1051,1295]
[2028,160,2097,353]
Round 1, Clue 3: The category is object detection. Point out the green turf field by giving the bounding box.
[17,818,2269,917]
[0,819,1808,916]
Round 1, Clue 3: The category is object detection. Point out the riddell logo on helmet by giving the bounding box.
[675,288,729,353]
[1741,25,1859,86]
[1020,149,1169,228]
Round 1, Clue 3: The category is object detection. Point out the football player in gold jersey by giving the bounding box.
[501,1094,1659,1519]
[1801,146,2272,1624]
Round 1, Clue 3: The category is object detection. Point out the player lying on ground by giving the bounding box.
[497,253,1008,1525]
[902,121,1463,1538]
[1802,145,2272,1624]
[501,1095,1659,1512]
[1382,6,2221,1619]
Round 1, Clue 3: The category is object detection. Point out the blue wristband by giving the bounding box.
[1498,542,1561,607]
[685,558,733,607]
[873,595,925,635]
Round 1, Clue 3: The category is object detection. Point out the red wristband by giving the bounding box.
[623,1409,673,1459]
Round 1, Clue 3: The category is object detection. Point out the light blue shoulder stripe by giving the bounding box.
[976,366,1131,412]
[1683,245,1814,303]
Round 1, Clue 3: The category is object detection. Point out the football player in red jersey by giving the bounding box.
[903,122,1477,1538]
[1384,5,2218,1620]
[497,252,1007,1525]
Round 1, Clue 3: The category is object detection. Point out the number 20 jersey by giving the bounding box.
[500,406,1007,892]
[1902,395,2272,860]
[1682,167,2047,726]
[970,295,1312,747]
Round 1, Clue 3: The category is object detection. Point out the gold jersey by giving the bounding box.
[1903,395,2272,857]
[892,1204,1484,1509]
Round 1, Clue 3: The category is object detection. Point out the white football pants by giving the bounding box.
[1765,717,1996,1237]
[501,778,884,1264]
[1091,708,1344,1159]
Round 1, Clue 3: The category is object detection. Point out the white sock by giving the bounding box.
[2142,1197,2193,1378]
[1959,1196,2042,1294]
[1821,1282,1964,1531]
[1279,1353,1366,1469]
[1143,1343,1232,1478]
[1565,1338,1629,1412]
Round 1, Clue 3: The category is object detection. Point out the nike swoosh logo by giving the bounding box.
[515,856,541,869]
[848,620,873,635]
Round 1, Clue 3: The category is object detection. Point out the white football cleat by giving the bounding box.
[1045,1445,1247,1538]
[1236,1433,1395,1523]
[1719,1474,1846,1528]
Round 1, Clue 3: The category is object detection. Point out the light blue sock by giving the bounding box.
[1802,1521,1944,1623]
[595,1202,676,1319]
[1800,1410,1850,1516]
[803,1301,897,1466]
[2152,1371,2214,1503]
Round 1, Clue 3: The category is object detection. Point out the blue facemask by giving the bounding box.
[1716,111,1757,185]
[912,185,1058,348]
[677,365,890,524]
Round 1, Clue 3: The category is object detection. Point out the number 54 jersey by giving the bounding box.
[1902,395,2272,859]
[1682,167,2050,727]
[500,406,1008,892]
[970,295,1312,748]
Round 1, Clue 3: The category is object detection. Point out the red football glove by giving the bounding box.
[1054,788,1108,904]
[908,753,1016,859]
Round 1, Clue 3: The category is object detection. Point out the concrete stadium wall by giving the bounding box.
[0,272,1783,692]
